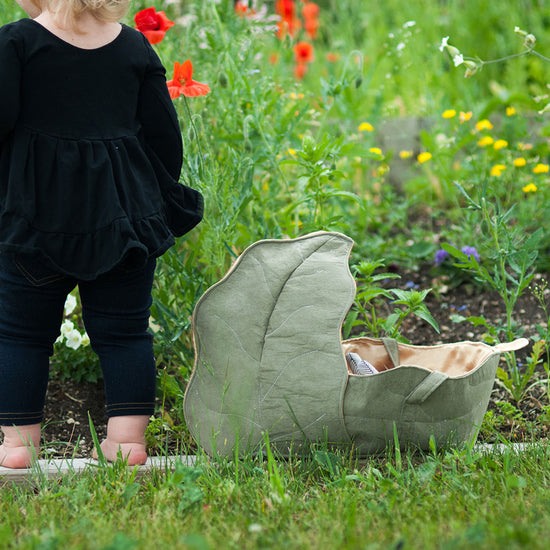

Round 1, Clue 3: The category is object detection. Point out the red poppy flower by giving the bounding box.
[134,7,175,45]
[235,1,248,15]
[166,60,210,99]
[304,17,319,39]
[301,2,320,21]
[294,41,314,64]
[276,17,301,39]
[235,1,256,17]
[275,0,300,38]
[294,62,308,80]
[275,0,295,19]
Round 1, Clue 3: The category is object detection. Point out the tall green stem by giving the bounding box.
[183,96,205,180]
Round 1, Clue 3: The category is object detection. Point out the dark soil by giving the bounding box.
[37,263,550,458]
[42,378,108,460]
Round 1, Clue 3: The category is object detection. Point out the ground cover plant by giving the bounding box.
[3,443,550,549]
[2,0,550,547]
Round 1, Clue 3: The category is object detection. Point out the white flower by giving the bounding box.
[403,21,416,28]
[81,333,90,347]
[65,329,83,350]
[60,319,75,338]
[176,14,198,28]
[439,36,449,52]
[64,294,77,315]
[453,54,464,67]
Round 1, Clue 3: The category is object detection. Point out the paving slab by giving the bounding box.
[0,455,197,486]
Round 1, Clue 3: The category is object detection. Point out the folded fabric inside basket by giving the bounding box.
[346,352,379,375]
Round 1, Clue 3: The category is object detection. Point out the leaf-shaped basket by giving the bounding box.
[183,232,528,457]
[184,232,355,456]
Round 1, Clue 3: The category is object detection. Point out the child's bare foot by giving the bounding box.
[0,424,41,469]
[91,415,149,466]
[93,439,148,465]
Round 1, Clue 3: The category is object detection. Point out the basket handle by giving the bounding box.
[405,371,449,405]
[381,337,400,368]
[492,338,529,353]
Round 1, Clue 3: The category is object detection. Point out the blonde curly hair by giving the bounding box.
[30,0,130,26]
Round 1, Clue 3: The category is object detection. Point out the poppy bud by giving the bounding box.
[187,126,196,142]
[355,74,363,88]
[244,139,253,153]
[218,71,229,88]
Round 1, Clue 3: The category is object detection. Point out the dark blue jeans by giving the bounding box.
[0,252,157,425]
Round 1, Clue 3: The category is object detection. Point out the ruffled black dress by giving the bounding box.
[0,19,203,280]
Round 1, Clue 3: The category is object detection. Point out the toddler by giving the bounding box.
[0,0,203,468]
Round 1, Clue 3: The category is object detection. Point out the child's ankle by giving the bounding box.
[0,424,41,469]
[92,415,149,465]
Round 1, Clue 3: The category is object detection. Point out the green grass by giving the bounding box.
[2,442,550,549]
[2,1,550,546]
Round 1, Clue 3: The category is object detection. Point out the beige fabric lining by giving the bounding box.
[342,337,495,378]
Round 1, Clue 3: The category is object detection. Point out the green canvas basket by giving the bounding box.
[183,232,528,457]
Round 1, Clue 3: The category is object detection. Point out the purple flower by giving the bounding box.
[434,249,449,266]
[461,246,480,262]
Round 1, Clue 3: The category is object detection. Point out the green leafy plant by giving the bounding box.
[345,259,439,342]
[496,340,544,404]
[280,133,361,233]
[443,184,541,342]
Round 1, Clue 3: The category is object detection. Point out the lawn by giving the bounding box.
[2,0,550,547]
[2,443,550,549]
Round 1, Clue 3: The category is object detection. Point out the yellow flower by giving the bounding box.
[513,157,526,167]
[493,139,508,150]
[476,119,493,131]
[522,183,538,193]
[359,122,374,132]
[477,136,494,147]
[459,111,472,123]
[369,147,383,155]
[506,106,516,116]
[417,152,432,163]
[377,164,389,175]
[490,164,506,176]
[533,163,549,174]
[399,150,413,159]
[288,148,297,156]
[442,109,456,119]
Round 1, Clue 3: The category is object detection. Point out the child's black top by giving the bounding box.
[0,18,203,280]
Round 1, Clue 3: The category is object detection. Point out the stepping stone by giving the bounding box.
[0,455,197,486]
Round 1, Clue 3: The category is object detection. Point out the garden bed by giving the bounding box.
[40,262,550,460]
